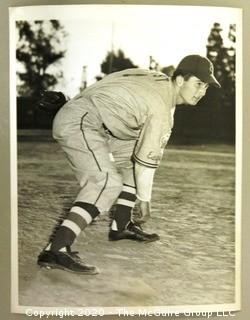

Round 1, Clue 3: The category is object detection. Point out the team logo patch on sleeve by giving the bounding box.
[147,150,163,161]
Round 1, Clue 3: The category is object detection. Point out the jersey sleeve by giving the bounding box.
[133,113,172,168]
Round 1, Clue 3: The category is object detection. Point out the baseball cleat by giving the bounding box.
[108,222,160,242]
[37,247,99,275]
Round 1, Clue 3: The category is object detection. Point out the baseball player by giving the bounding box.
[37,55,220,274]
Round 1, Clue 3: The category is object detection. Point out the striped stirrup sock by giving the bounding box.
[111,184,136,231]
[50,202,100,252]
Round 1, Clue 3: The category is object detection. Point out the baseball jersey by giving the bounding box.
[80,68,177,168]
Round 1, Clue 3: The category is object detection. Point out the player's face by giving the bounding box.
[178,76,209,106]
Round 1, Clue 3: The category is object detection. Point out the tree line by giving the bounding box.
[16,20,236,142]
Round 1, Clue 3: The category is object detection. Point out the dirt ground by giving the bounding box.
[16,140,236,310]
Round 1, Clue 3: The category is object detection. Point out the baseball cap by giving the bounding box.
[175,55,221,88]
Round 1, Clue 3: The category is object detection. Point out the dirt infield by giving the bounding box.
[16,141,236,309]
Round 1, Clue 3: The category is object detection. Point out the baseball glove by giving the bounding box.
[37,91,67,116]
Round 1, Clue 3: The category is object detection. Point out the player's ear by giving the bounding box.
[175,75,185,87]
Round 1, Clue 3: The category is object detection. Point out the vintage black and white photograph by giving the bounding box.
[10,4,242,315]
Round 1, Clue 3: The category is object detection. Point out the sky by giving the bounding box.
[12,5,242,98]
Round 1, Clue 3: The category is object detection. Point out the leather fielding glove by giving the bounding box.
[37,90,67,116]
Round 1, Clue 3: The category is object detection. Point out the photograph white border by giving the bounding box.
[9,4,242,316]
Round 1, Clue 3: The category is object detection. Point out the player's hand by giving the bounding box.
[132,199,151,224]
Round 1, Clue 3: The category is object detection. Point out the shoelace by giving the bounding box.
[66,246,80,258]
[65,248,90,266]
[129,221,143,230]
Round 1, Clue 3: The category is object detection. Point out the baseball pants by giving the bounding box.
[52,97,137,242]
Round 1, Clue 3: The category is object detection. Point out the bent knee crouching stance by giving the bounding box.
[49,172,123,252]
[75,171,124,213]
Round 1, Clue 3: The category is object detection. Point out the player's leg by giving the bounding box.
[108,138,159,242]
[38,104,123,274]
[48,129,123,248]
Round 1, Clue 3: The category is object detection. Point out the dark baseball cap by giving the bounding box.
[175,55,221,88]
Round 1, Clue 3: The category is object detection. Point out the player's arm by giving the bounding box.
[135,162,155,202]
[133,162,155,223]
[132,112,172,223]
